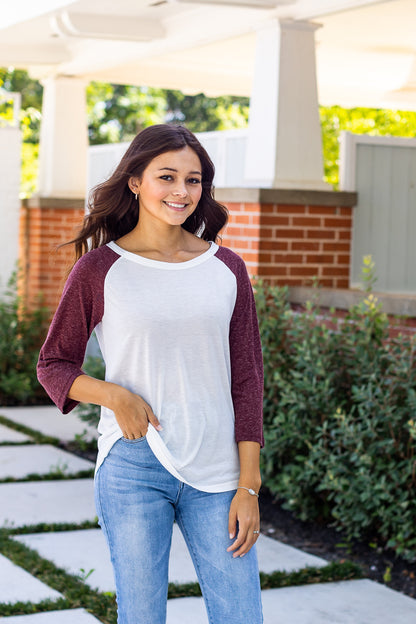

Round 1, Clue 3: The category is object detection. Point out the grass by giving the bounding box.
[0,414,61,446]
[0,469,95,484]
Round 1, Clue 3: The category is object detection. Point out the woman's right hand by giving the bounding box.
[68,375,162,439]
[110,385,162,439]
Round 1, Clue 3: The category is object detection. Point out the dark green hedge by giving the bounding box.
[0,273,49,405]
[255,280,416,561]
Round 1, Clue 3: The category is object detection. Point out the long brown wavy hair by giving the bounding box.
[71,124,228,260]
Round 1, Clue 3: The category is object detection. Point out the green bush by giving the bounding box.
[0,272,49,405]
[255,279,416,561]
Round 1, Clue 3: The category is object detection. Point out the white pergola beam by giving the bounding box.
[0,0,72,29]
[291,0,397,20]
[0,45,70,65]
[176,0,293,7]
[50,12,165,42]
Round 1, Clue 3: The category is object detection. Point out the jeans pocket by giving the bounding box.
[121,435,147,444]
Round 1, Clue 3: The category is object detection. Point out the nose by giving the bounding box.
[172,180,187,197]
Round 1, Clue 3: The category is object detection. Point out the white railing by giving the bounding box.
[88,127,251,193]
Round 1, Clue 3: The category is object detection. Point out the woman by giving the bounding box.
[37,124,264,624]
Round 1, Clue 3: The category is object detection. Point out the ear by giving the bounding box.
[128,176,140,194]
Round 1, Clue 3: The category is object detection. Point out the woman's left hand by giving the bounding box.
[227,489,260,558]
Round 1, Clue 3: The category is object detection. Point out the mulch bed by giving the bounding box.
[259,487,416,599]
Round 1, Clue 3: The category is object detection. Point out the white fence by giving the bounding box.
[340,132,416,293]
[88,128,251,195]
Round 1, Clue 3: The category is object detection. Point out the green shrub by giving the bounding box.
[0,272,49,405]
[256,279,416,560]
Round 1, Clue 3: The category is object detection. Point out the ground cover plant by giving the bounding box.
[255,260,416,561]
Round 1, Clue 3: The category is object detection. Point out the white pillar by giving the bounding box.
[245,19,330,190]
[39,76,88,198]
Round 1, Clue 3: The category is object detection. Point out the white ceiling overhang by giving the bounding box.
[1,0,415,110]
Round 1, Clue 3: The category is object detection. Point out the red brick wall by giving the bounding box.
[20,198,84,315]
[221,200,353,287]
[19,190,357,317]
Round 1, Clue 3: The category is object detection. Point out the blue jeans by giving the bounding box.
[95,437,263,624]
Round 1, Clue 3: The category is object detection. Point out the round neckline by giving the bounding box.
[107,240,218,270]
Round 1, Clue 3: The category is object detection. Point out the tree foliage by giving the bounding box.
[320,106,416,188]
[86,82,249,143]
[0,68,42,110]
[164,90,249,133]
[0,68,42,144]
[86,82,167,144]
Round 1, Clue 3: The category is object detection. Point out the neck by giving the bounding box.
[137,220,188,251]
[118,218,193,255]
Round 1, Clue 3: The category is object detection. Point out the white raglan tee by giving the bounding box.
[37,241,263,493]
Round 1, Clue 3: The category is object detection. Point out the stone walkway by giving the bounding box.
[1,405,416,622]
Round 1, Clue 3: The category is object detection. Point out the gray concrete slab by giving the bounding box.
[166,581,416,623]
[14,530,113,592]
[0,610,102,623]
[0,554,62,604]
[0,445,94,480]
[0,406,97,443]
[0,424,31,443]
[0,479,96,528]
[14,525,327,592]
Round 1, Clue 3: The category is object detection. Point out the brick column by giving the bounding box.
[20,197,85,315]
[217,189,357,287]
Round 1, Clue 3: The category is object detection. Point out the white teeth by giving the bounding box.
[165,201,186,208]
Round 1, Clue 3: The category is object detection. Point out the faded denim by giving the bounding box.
[95,437,263,624]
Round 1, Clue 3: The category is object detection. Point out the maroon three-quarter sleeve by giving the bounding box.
[215,247,264,446]
[37,245,119,413]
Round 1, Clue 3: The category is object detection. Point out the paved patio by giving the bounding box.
[1,407,416,623]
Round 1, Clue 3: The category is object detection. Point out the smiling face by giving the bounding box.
[129,146,203,228]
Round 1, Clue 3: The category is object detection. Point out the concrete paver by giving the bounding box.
[0,609,102,622]
[2,406,416,624]
[0,406,97,443]
[258,580,416,623]
[0,445,94,480]
[14,524,327,592]
[166,580,416,623]
[0,424,31,443]
[0,480,96,528]
[14,530,113,592]
[0,554,62,604]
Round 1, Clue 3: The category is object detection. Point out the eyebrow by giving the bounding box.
[158,167,202,175]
